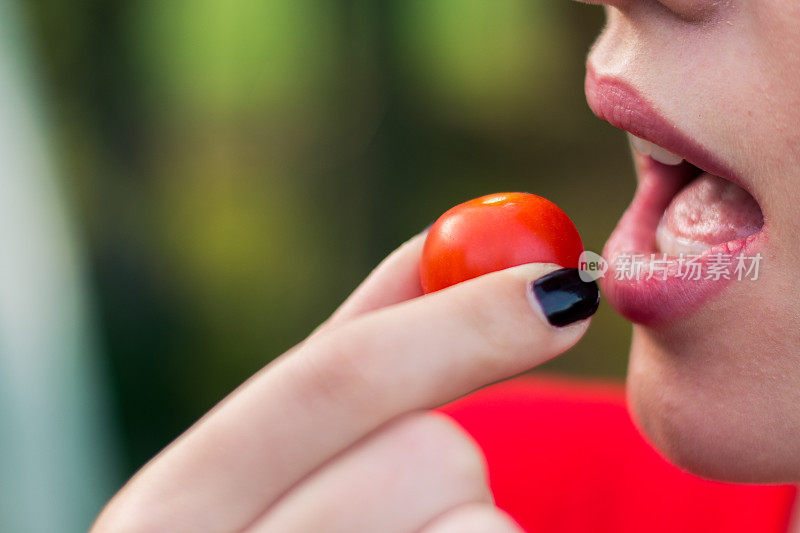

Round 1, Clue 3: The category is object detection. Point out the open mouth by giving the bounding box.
[584,67,766,325]
[623,135,763,258]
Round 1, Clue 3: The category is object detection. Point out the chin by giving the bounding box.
[626,298,800,484]
[583,65,800,485]
[582,0,800,486]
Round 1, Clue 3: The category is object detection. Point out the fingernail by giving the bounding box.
[530,268,600,327]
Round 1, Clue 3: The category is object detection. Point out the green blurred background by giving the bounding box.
[19,0,634,506]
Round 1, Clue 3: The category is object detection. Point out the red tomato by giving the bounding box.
[420,192,584,293]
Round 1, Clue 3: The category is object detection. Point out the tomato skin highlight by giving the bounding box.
[420,193,584,294]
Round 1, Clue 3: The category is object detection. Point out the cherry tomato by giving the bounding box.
[420,192,584,293]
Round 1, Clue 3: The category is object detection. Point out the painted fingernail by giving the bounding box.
[530,268,600,327]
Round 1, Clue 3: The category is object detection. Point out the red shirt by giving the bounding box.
[440,375,797,533]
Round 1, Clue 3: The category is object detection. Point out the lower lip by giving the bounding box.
[600,155,767,326]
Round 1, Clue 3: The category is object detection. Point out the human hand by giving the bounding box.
[92,231,597,533]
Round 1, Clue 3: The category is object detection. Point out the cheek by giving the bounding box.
[748,1,800,166]
[657,0,717,19]
[625,263,800,483]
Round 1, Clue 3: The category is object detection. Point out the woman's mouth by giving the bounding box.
[631,134,764,257]
[585,67,767,325]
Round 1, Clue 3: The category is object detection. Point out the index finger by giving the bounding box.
[94,265,598,533]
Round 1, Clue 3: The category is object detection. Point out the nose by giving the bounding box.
[575,0,719,21]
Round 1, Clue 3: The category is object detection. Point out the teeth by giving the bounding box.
[650,145,684,166]
[627,133,684,165]
[628,134,652,156]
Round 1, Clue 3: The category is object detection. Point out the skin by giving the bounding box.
[586,0,800,482]
[91,232,590,533]
[93,1,800,529]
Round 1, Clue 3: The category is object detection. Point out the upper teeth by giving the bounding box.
[627,133,684,165]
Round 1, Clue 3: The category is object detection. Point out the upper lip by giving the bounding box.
[584,63,767,325]
[584,64,748,194]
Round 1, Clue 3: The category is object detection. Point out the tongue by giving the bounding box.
[656,172,763,256]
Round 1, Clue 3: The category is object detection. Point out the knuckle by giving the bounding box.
[457,268,570,370]
[432,503,523,533]
[401,412,490,491]
[463,506,522,532]
[295,324,382,415]
[452,278,523,370]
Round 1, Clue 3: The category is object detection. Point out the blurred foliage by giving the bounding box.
[23,0,635,475]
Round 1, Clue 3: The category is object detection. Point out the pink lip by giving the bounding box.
[585,66,767,325]
[585,66,744,190]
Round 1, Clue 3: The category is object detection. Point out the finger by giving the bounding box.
[419,503,524,533]
[318,231,426,332]
[93,265,597,533]
[246,412,491,533]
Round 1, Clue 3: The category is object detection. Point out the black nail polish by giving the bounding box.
[531,268,600,327]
